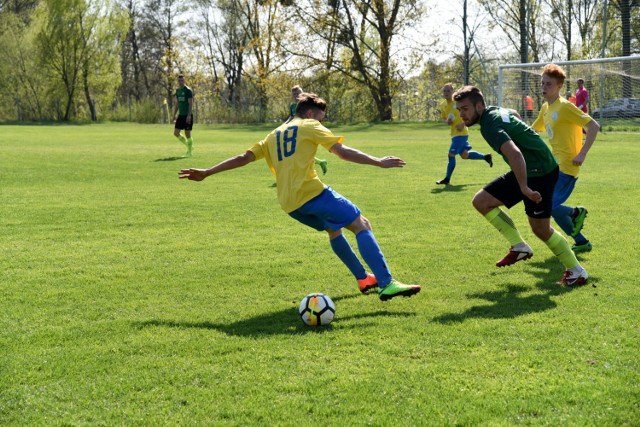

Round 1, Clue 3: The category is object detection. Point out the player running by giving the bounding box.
[532,64,599,254]
[453,85,588,286]
[172,74,194,157]
[435,83,492,185]
[179,93,421,300]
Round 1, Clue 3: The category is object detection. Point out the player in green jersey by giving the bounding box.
[179,93,421,301]
[532,64,599,254]
[172,74,194,157]
[453,85,588,286]
[286,85,328,175]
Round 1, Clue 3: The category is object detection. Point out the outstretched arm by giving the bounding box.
[179,151,256,181]
[329,144,405,168]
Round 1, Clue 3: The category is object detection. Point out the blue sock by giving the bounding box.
[330,234,367,280]
[446,156,456,179]
[552,205,575,237]
[355,230,392,286]
[467,150,484,160]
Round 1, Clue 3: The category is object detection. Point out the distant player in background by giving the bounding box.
[453,85,588,286]
[575,78,590,113]
[435,83,492,185]
[532,64,599,254]
[172,74,194,157]
[522,91,534,121]
[566,91,577,105]
[287,85,328,175]
[179,93,421,301]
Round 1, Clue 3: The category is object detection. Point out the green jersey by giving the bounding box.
[289,102,297,117]
[175,85,193,116]
[479,106,558,177]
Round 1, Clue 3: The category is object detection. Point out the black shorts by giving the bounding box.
[175,114,193,131]
[484,167,559,219]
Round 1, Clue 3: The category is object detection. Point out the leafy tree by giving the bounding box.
[0,11,47,119]
[34,0,127,121]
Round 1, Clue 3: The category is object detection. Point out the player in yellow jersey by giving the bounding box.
[435,83,492,185]
[532,64,599,254]
[179,93,421,301]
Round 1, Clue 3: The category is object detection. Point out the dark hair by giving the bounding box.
[453,86,486,106]
[296,93,327,116]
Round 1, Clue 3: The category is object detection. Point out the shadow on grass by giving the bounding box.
[154,156,190,162]
[430,183,479,194]
[134,294,416,337]
[433,258,596,324]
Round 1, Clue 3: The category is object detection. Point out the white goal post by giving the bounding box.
[497,56,640,128]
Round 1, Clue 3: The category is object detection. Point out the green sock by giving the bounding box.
[187,137,193,151]
[484,208,524,246]
[176,135,187,146]
[545,230,579,269]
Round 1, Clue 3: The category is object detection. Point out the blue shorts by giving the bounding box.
[288,187,361,232]
[552,171,578,209]
[448,136,472,155]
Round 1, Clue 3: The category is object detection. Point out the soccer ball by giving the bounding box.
[298,293,335,326]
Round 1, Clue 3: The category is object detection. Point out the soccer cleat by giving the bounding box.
[495,245,533,267]
[557,268,589,287]
[436,178,450,185]
[378,280,421,301]
[316,158,328,175]
[572,241,592,254]
[357,273,378,294]
[571,207,588,237]
[484,153,493,167]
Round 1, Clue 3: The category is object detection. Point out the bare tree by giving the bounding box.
[291,0,424,121]
[141,0,188,109]
[196,0,246,107]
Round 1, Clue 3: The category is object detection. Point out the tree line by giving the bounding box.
[0,0,637,123]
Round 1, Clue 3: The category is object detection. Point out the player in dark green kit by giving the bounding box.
[172,74,194,157]
[453,86,588,286]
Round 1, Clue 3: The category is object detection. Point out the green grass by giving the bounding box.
[1,122,639,425]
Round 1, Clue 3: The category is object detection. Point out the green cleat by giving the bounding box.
[315,158,328,175]
[572,241,592,253]
[378,279,421,301]
[571,207,588,237]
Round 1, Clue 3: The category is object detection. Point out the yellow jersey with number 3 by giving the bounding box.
[532,97,592,177]
[248,118,343,213]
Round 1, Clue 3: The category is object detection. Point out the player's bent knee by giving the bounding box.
[346,215,372,234]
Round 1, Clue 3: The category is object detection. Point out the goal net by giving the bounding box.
[497,56,640,130]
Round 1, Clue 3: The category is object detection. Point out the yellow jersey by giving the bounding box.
[532,97,592,177]
[248,118,343,213]
[439,99,468,137]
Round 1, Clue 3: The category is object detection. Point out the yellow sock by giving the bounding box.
[484,208,524,246]
[545,230,579,269]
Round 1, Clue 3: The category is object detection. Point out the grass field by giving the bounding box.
[1,122,639,425]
